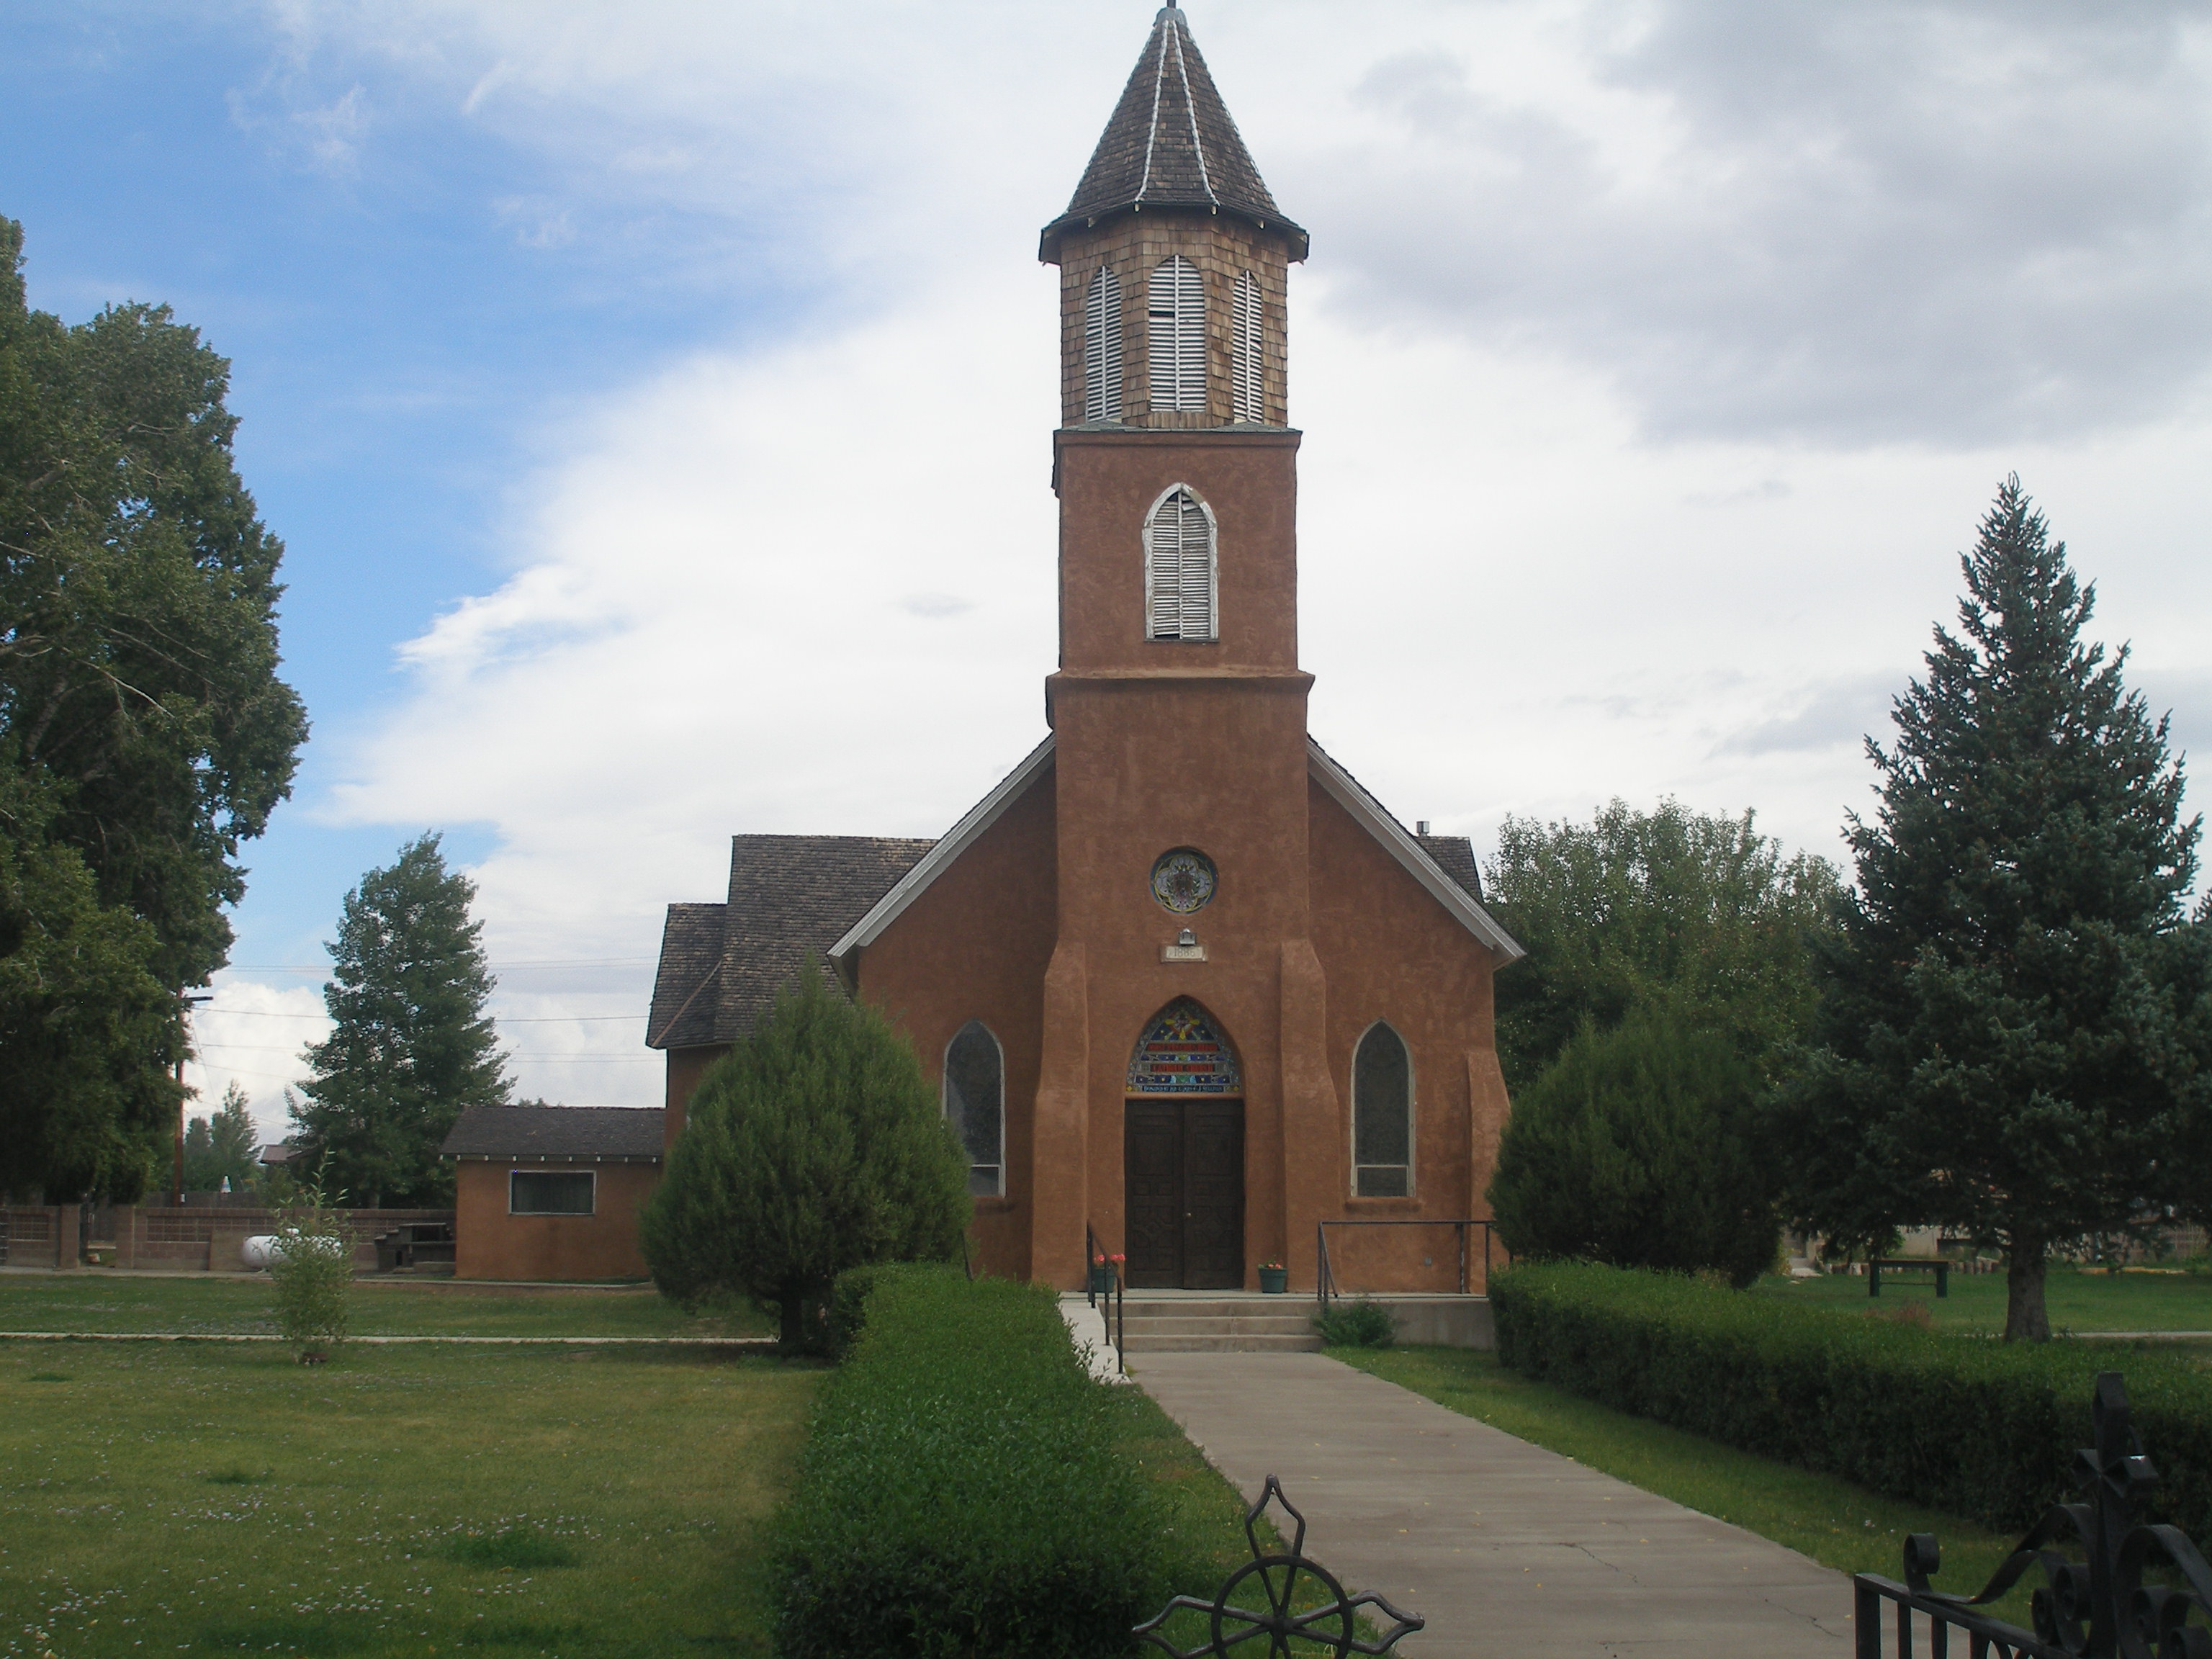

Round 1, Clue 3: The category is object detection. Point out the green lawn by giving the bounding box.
[1750,1265,2212,1335]
[0,1341,818,1659]
[0,1276,773,1339]
[0,1280,1269,1657]
[1334,1346,2038,1622]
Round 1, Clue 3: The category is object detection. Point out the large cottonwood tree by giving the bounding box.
[1770,479,2210,1341]
[0,217,307,1198]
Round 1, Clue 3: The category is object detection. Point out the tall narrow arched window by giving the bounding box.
[944,1021,1004,1197]
[1144,485,1216,642]
[1148,256,1206,413]
[1353,1022,1413,1197]
[1230,270,1263,423]
[1084,266,1123,423]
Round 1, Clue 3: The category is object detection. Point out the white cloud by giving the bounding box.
[245,0,2212,1104]
[184,979,331,1146]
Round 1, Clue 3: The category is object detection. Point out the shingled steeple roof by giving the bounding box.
[1040,2,1307,261]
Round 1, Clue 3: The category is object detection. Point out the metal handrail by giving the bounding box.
[1085,1221,1125,1373]
[1316,1218,1506,1311]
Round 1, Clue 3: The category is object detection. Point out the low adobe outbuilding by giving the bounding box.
[440,1105,664,1282]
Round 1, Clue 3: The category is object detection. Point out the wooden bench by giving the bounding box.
[1867,1258,1948,1298]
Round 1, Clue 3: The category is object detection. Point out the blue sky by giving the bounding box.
[6,0,2209,1130]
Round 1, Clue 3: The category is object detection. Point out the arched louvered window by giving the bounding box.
[1084,266,1123,423]
[1230,270,1263,423]
[1353,1022,1413,1197]
[1148,256,1206,413]
[1144,485,1216,642]
[944,1021,1004,1197]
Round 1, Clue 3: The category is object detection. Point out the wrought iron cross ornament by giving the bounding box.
[1135,1475,1424,1658]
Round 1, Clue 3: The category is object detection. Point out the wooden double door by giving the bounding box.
[1124,1099,1245,1290]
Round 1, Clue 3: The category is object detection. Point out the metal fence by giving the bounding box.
[1853,1373,2211,1659]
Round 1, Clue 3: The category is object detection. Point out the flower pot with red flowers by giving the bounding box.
[1258,1261,1288,1294]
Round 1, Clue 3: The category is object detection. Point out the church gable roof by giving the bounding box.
[647,835,935,1049]
[1308,739,1526,962]
[1042,4,1306,260]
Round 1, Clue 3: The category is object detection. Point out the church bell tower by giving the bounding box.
[1028,2,1339,1290]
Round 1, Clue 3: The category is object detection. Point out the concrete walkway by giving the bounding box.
[1133,1352,1852,1659]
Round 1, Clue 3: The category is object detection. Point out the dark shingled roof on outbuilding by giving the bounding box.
[440,1104,665,1160]
[1041,3,1305,260]
[647,835,934,1051]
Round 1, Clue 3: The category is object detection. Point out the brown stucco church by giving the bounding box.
[647,1,1523,1294]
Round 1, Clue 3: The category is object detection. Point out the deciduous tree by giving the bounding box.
[1484,799,1843,1089]
[640,963,970,1348]
[1768,479,2209,1341]
[0,217,305,1195]
[0,762,179,1199]
[290,835,509,1208]
[0,217,307,992]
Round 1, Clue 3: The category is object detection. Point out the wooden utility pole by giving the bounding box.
[173,992,212,1205]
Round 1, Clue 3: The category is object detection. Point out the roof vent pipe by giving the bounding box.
[1416,820,1431,835]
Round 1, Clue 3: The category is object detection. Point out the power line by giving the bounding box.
[221,956,656,973]
[197,1009,647,1022]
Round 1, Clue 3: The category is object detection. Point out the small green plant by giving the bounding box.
[267,1184,352,1362]
[1314,1297,1395,1348]
[441,1527,580,1570]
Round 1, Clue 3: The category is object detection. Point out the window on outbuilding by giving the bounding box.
[1230,269,1263,423]
[510,1170,595,1215]
[1084,266,1123,423]
[944,1021,1004,1197]
[1353,1023,1412,1197]
[1145,485,1217,642]
[1148,256,1206,413]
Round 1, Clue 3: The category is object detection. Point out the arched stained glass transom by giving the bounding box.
[1127,997,1241,1094]
[1144,485,1216,642]
[1148,256,1206,413]
[1084,266,1123,423]
[1353,1022,1413,1197]
[943,1020,1004,1197]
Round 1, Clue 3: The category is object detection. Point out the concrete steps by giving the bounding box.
[1115,1295,1324,1354]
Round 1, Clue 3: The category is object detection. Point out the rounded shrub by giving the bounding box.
[1487,1010,1779,1287]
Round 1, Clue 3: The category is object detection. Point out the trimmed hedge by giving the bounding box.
[1493,1262,2212,1537]
[772,1267,1166,1658]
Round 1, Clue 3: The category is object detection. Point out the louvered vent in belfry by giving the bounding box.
[1084,267,1123,423]
[1148,257,1206,413]
[1145,486,1216,641]
[1230,270,1263,423]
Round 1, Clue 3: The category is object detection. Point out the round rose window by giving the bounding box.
[1150,848,1218,914]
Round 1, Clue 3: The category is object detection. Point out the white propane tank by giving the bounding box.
[241,1235,279,1270]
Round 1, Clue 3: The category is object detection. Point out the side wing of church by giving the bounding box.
[648,1,1521,1293]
